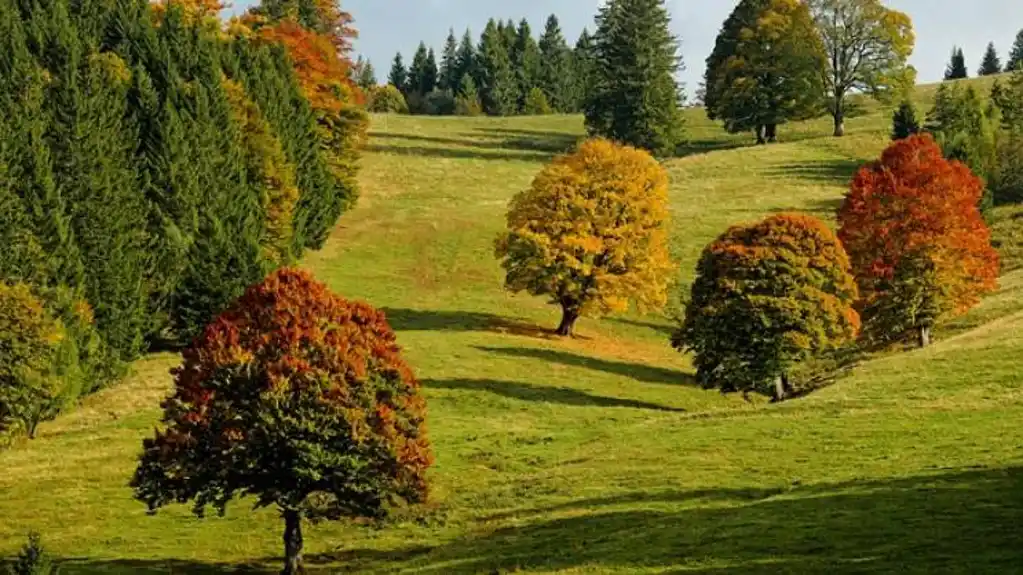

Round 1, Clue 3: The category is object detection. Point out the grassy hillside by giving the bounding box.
[3,78,1023,574]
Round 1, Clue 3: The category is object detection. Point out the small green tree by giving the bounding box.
[511,18,541,113]
[979,42,1002,76]
[891,99,921,140]
[6,532,53,575]
[945,46,968,80]
[522,87,552,115]
[454,28,477,93]
[1008,29,1023,72]
[439,29,459,92]
[388,52,408,93]
[354,56,376,89]
[454,74,483,116]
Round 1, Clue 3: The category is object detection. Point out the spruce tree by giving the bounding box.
[407,42,430,96]
[510,19,542,114]
[355,57,376,89]
[424,47,438,94]
[979,42,1002,76]
[502,19,517,53]
[572,28,597,113]
[538,15,573,113]
[454,28,477,94]
[586,0,686,155]
[439,29,459,92]
[1009,30,1023,72]
[388,52,408,92]
[945,46,968,80]
[891,100,921,140]
[478,19,517,116]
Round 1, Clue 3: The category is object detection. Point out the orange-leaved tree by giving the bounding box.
[495,138,674,336]
[837,133,999,347]
[131,268,432,575]
[673,213,860,400]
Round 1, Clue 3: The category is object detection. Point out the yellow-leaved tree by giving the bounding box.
[495,138,674,336]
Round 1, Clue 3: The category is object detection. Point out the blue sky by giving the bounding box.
[233,1,1023,96]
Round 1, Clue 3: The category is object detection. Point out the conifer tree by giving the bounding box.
[424,47,438,94]
[407,42,430,96]
[572,28,597,113]
[355,56,376,89]
[979,42,1002,76]
[585,0,686,155]
[502,19,517,52]
[891,99,921,140]
[478,19,517,116]
[439,29,459,91]
[538,15,573,113]
[945,46,968,80]
[388,52,408,92]
[455,28,477,93]
[511,19,541,113]
[1008,30,1023,72]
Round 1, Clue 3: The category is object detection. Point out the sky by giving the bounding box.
[233,1,1023,97]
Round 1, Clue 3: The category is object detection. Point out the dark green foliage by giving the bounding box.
[537,15,573,113]
[585,0,686,155]
[572,29,597,113]
[6,532,53,575]
[454,73,482,116]
[1008,30,1023,72]
[354,56,376,89]
[454,29,477,94]
[439,29,459,92]
[945,46,968,80]
[979,42,1002,76]
[424,48,438,95]
[407,42,435,97]
[388,52,407,93]
[478,19,517,116]
[510,19,541,114]
[522,87,551,115]
[368,84,409,113]
[891,100,921,140]
[925,83,998,210]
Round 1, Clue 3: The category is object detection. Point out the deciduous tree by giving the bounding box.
[673,214,860,401]
[837,134,999,347]
[495,138,673,336]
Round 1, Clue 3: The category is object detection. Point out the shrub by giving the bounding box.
[454,95,483,116]
[368,84,409,113]
[891,99,921,140]
[521,87,552,115]
[132,268,432,575]
[495,138,674,336]
[6,532,53,575]
[838,134,999,347]
[673,214,860,400]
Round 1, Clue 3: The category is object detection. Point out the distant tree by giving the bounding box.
[704,0,827,144]
[477,19,517,116]
[439,29,459,92]
[891,99,921,140]
[837,134,999,347]
[522,87,552,115]
[132,268,433,575]
[571,28,597,112]
[354,56,376,89]
[368,85,409,114]
[424,47,438,94]
[407,42,430,96]
[454,28,478,93]
[1008,29,1023,72]
[979,42,1002,76]
[673,214,860,401]
[809,0,915,136]
[454,74,483,116]
[495,139,674,336]
[511,19,542,114]
[585,0,687,156]
[537,15,574,112]
[945,46,968,80]
[388,52,408,93]
[925,83,999,210]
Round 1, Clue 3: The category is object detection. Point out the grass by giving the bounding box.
[4,76,1023,574]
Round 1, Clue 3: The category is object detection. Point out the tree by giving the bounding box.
[354,57,376,89]
[1008,29,1023,72]
[672,214,860,401]
[945,46,968,80]
[979,42,1002,76]
[511,18,541,113]
[495,138,673,336]
[585,0,687,155]
[522,87,552,115]
[368,84,409,113]
[424,47,438,94]
[454,28,477,94]
[809,0,915,136]
[837,134,999,347]
[572,28,597,113]
[407,42,430,96]
[704,0,827,144]
[477,19,517,116]
[924,83,999,210]
[891,99,920,140]
[132,268,433,575]
[439,29,459,92]
[537,15,573,113]
[454,73,483,116]
[388,52,408,93]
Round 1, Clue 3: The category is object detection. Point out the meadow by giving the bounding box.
[3,75,1023,573]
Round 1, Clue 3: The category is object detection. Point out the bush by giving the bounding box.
[424,89,456,115]
[368,84,409,113]
[495,138,674,336]
[673,213,860,400]
[891,100,920,140]
[454,95,483,116]
[6,532,53,575]
[132,268,433,575]
[522,87,552,115]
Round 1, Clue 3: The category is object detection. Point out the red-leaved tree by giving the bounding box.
[131,268,432,574]
[838,133,999,347]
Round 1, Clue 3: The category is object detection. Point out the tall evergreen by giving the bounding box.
[979,42,1002,76]
[502,19,517,53]
[424,47,438,94]
[1009,30,1023,72]
[538,15,573,113]
[355,57,376,89]
[945,46,968,80]
[572,29,597,113]
[455,28,477,94]
[388,52,407,92]
[511,19,541,113]
[407,42,430,95]
[891,100,921,140]
[586,0,686,155]
[439,29,459,92]
[477,19,517,116]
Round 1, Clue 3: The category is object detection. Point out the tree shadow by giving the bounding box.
[607,316,677,336]
[476,345,697,387]
[769,197,844,218]
[364,142,547,162]
[470,127,581,154]
[767,159,865,186]
[425,378,687,412]
[380,308,552,339]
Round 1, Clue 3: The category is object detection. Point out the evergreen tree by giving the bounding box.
[1009,29,1023,72]
[585,0,686,155]
[979,42,1002,76]
[502,19,517,53]
[891,99,921,140]
[454,73,482,116]
[424,47,438,94]
[511,19,541,114]
[945,46,968,80]
[355,56,376,89]
[439,29,459,92]
[388,52,407,92]
[477,19,517,116]
[407,42,430,96]
[572,28,597,113]
[538,15,573,113]
[454,28,477,94]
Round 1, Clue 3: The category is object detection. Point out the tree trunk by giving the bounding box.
[772,373,792,402]
[555,306,579,337]
[833,111,845,137]
[765,123,777,143]
[918,325,931,348]
[755,124,766,145]
[281,509,304,575]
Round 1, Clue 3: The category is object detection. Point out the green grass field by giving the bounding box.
[3,76,1023,574]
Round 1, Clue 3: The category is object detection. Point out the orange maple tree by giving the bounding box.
[837,133,999,346]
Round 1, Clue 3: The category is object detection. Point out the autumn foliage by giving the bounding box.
[495,138,674,336]
[673,213,860,400]
[838,133,999,346]
[132,268,432,574]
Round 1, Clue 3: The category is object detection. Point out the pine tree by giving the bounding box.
[388,52,407,92]
[424,47,438,94]
[354,56,376,89]
[586,0,687,155]
[439,29,459,92]
[502,19,517,53]
[538,15,573,113]
[572,28,597,113]
[945,46,968,80]
[454,28,477,94]
[891,99,921,140]
[477,19,517,116]
[1009,29,1023,72]
[979,42,1002,76]
[407,42,430,96]
[510,19,541,114]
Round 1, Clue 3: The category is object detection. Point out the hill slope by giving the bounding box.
[2,78,1023,574]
